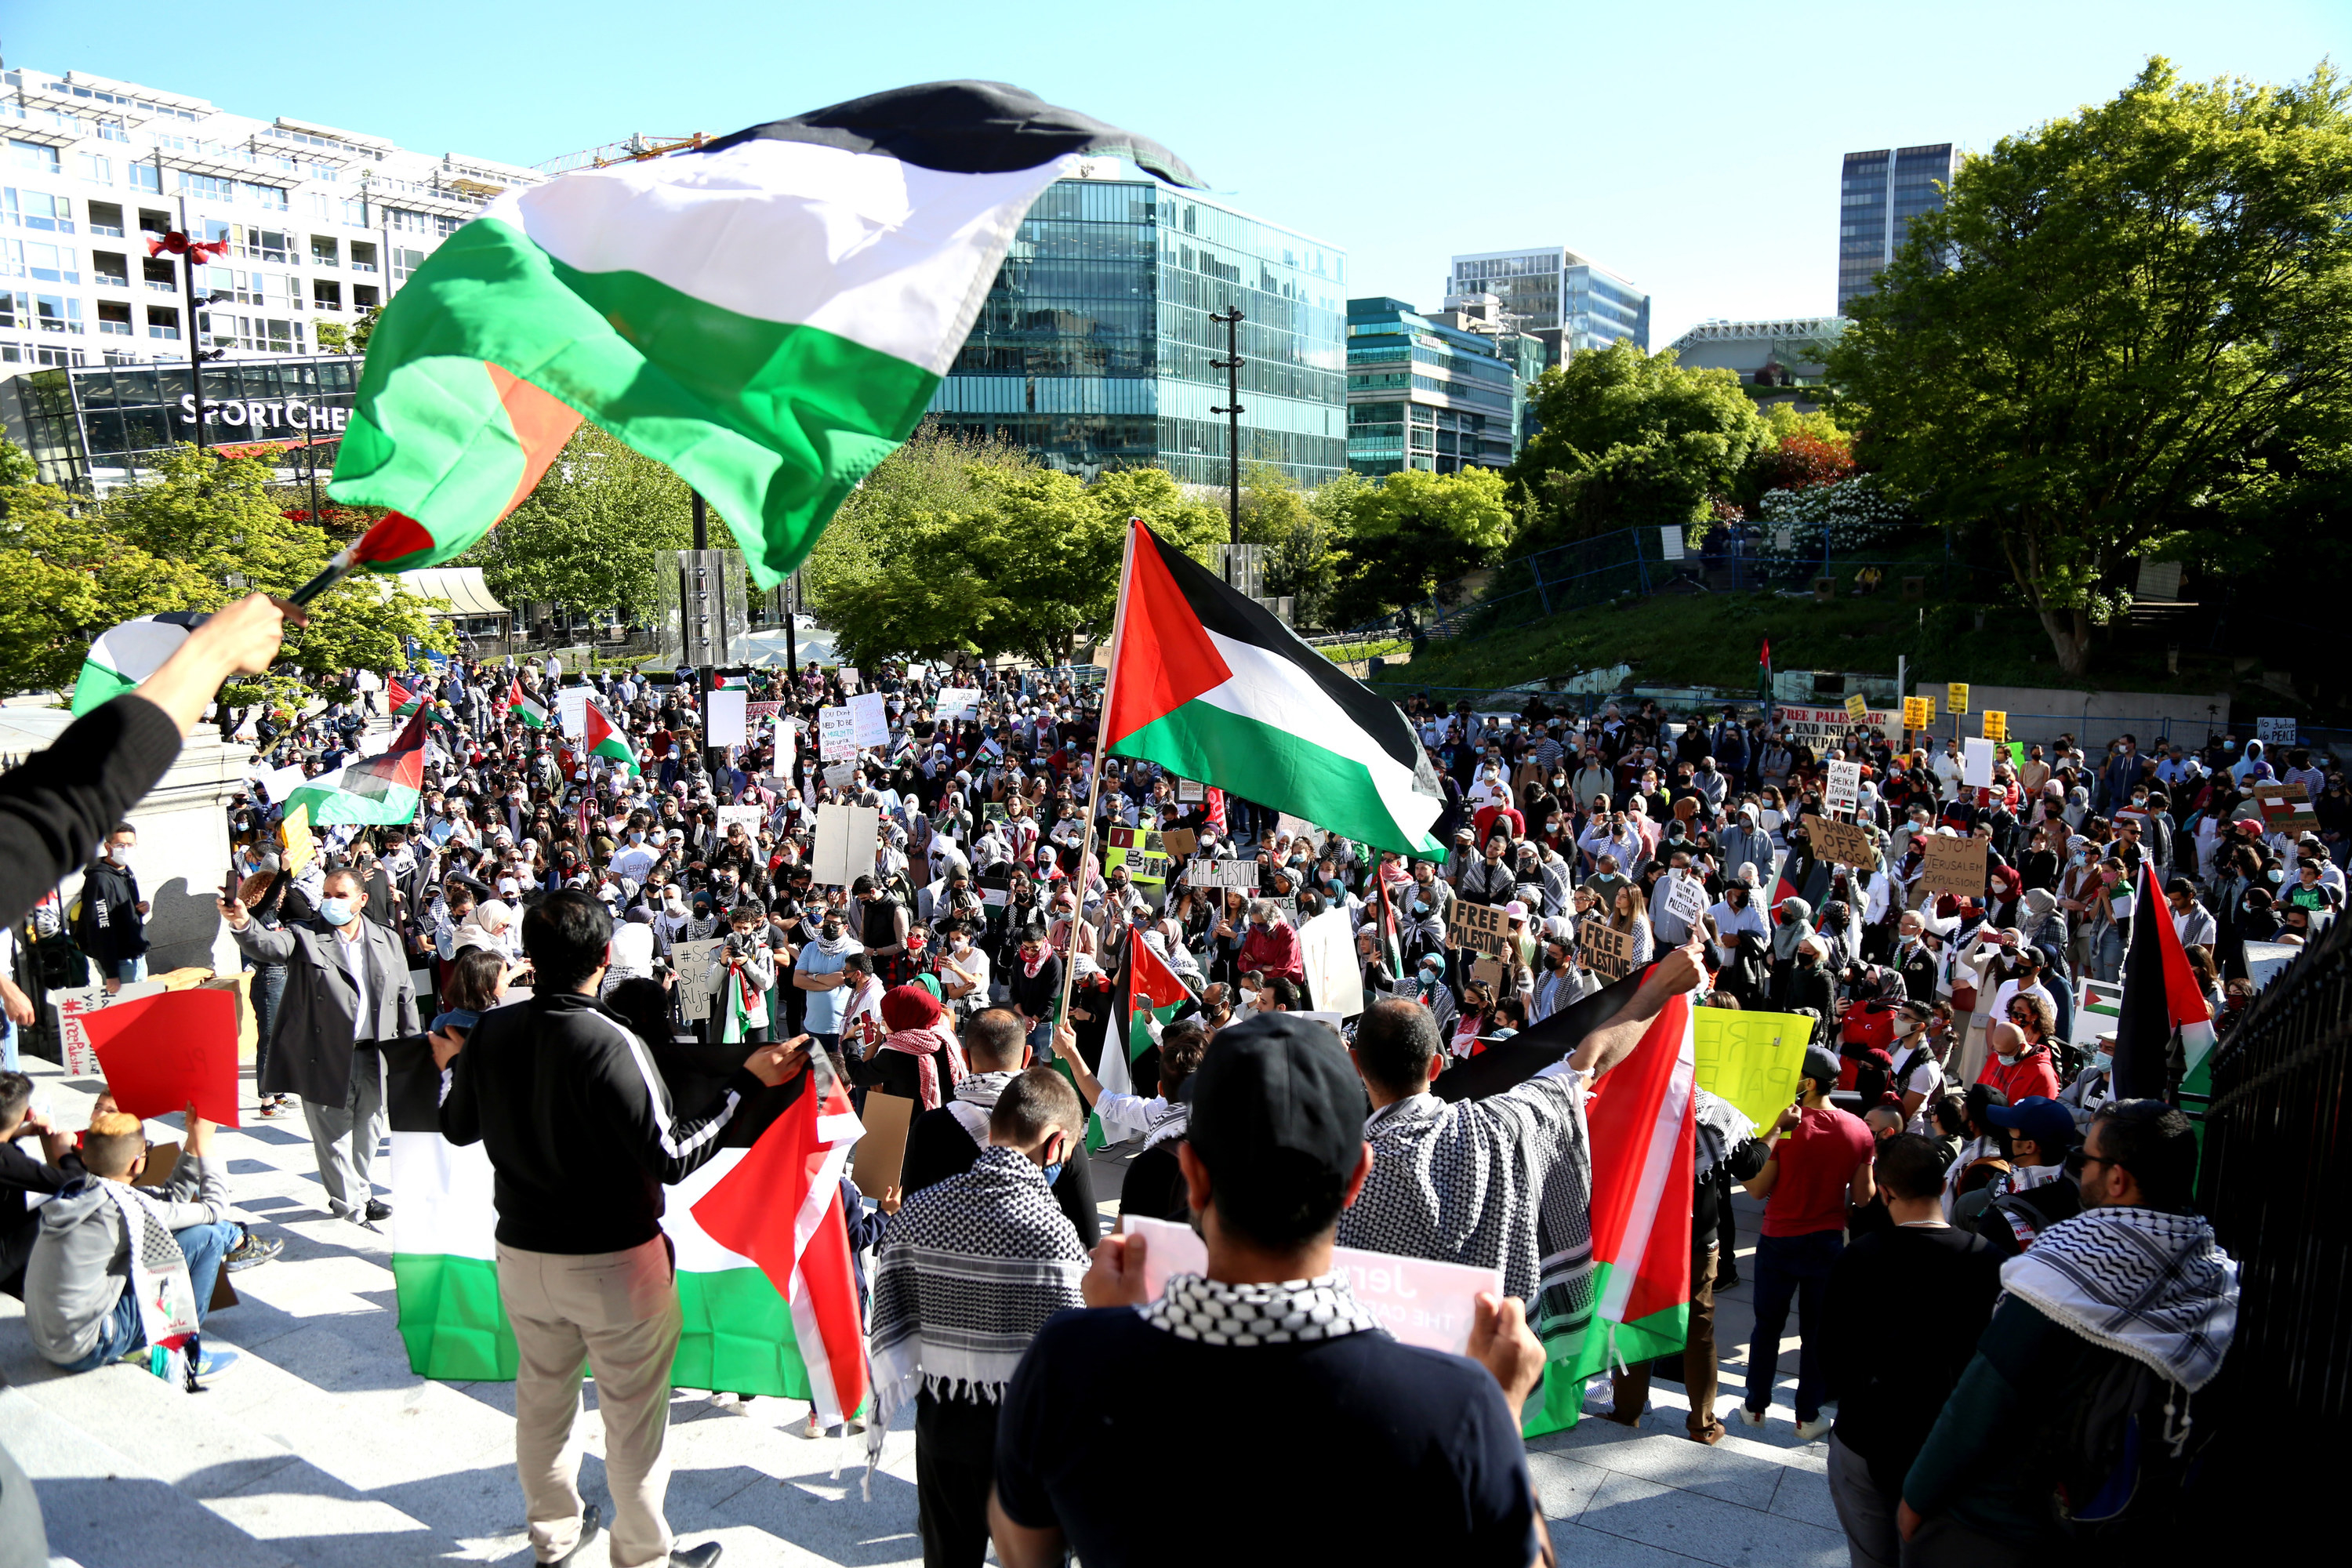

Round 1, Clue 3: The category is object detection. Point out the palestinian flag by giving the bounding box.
[2113,860,2217,1109]
[691,1049,870,1426]
[325,82,1194,588]
[506,677,549,729]
[284,708,427,826]
[586,699,640,775]
[387,675,420,717]
[1103,520,1443,855]
[1097,931,1191,1105]
[382,1037,826,1401]
[69,612,209,715]
[717,960,771,1044]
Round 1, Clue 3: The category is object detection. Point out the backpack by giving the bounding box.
[2043,1349,2219,1541]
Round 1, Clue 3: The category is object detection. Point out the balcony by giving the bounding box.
[90,223,125,238]
[350,260,377,274]
[146,279,176,293]
[98,320,132,336]
[96,274,131,289]
[148,325,180,339]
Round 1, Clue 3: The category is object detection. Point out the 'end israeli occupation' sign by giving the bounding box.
[176,394,352,434]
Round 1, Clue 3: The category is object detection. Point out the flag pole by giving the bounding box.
[1054,517,1142,1034]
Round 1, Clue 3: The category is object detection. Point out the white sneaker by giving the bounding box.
[1796,1414,1834,1442]
[1737,1406,1766,1428]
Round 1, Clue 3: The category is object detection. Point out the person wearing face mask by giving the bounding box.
[221,866,418,1229]
[793,906,862,1058]
[74,826,151,996]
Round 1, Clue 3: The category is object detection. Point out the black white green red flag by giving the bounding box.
[324,82,1194,590]
[283,708,429,826]
[1102,521,1444,855]
[2113,859,2217,1106]
[1098,931,1191,1103]
[585,699,639,775]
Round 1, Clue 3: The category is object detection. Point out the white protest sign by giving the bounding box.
[838,665,861,693]
[848,691,890,747]
[1662,871,1709,932]
[906,662,928,682]
[812,802,880,887]
[1185,856,1259,891]
[773,718,795,780]
[1123,1216,1501,1356]
[1824,760,1861,815]
[253,763,308,804]
[705,688,748,748]
[818,706,858,761]
[670,938,724,1022]
[935,688,981,720]
[1659,525,1684,561]
[822,761,860,790]
[557,688,589,739]
[1298,908,1364,1019]
[715,804,763,839]
[2257,717,2297,751]
[1274,812,1323,845]
[1175,778,1204,803]
[1962,735,1995,789]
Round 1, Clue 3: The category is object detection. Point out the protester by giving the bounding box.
[900,1007,1098,1245]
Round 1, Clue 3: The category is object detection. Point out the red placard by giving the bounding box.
[78,989,241,1129]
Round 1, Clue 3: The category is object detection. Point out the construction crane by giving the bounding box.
[533,132,709,177]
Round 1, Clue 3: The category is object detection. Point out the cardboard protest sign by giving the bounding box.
[1298,909,1364,1018]
[1824,760,1861,815]
[715,804,764,838]
[2257,717,2297,750]
[1661,872,1709,931]
[1918,834,1987,895]
[1156,827,1197,859]
[1691,1008,1809,1132]
[1186,856,1258,891]
[847,691,890,747]
[1104,826,1171,886]
[2252,781,2320,833]
[280,802,317,874]
[706,688,749,748]
[79,989,241,1128]
[817,705,857,760]
[1471,955,1506,992]
[851,1091,914,1201]
[1811,817,1878,869]
[1175,778,1204,803]
[1577,920,1634,982]
[812,803,880,887]
[1447,900,1512,956]
[1124,1215,1502,1356]
[670,938,724,1021]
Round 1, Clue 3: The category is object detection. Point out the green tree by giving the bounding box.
[1508,339,1771,546]
[1325,466,1514,627]
[1830,58,2352,676]
[1237,463,1352,628]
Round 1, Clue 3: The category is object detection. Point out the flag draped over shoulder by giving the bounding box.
[325,82,1196,588]
[381,1036,826,1401]
[2113,860,2217,1106]
[283,708,429,826]
[1102,520,1444,855]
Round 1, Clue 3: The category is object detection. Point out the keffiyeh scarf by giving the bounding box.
[1692,1087,1755,1183]
[103,1183,202,1379]
[945,1069,1017,1143]
[867,1146,1087,1463]
[1145,1270,1380,1346]
[1998,1205,2239,1391]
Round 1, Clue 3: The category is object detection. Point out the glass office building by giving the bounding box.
[1837,144,1960,312]
[1,353,356,489]
[1345,296,1543,477]
[1445,247,1651,365]
[925,164,1347,487]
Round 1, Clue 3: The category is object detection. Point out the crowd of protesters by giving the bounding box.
[1,640,2263,1566]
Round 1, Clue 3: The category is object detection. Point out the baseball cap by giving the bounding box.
[1185,1013,1368,1210]
[1801,1044,1843,1090]
[1984,1095,2076,1151]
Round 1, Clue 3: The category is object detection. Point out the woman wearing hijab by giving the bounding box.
[1769,895,1816,1008]
[869,983,968,1110]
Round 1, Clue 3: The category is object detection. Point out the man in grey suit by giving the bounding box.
[221,863,418,1228]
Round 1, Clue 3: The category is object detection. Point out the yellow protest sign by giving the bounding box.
[1981,710,2007,743]
[280,802,316,874]
[1902,695,1935,733]
[1693,1007,1811,1131]
[1844,692,1867,723]
[1946,682,1970,715]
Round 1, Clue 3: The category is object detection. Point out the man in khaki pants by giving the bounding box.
[437,890,804,1568]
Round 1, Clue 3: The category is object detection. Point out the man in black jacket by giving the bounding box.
[435,890,802,1568]
[77,826,148,993]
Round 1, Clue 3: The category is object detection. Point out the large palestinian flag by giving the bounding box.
[324,82,1195,589]
[1102,520,1443,855]
[282,708,427,826]
[585,699,640,775]
[2113,859,2218,1110]
[382,1033,826,1401]
[1097,931,1192,1104]
[68,612,210,715]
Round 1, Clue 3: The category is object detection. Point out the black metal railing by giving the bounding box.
[2196,911,2352,1422]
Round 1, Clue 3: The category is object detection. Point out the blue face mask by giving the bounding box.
[318,896,355,927]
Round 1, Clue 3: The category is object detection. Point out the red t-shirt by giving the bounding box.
[1762,1105,1875,1238]
[1978,1045,2063,1105]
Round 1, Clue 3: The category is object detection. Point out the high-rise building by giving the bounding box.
[0,62,541,487]
[1345,294,1542,477]
[1836,143,1961,312]
[924,159,1347,488]
[1445,247,1650,365]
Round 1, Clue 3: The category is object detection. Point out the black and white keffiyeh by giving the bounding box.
[1692,1087,1755,1183]
[1337,1065,1591,1318]
[866,1145,1087,1461]
[944,1069,1018,1144]
[1998,1206,2239,1390]
[1144,1270,1380,1346]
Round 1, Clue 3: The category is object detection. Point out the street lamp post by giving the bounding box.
[1209,307,1244,584]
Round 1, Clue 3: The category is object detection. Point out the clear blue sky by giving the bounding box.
[10,1,2343,344]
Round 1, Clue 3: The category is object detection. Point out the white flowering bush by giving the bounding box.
[1754,476,1916,559]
